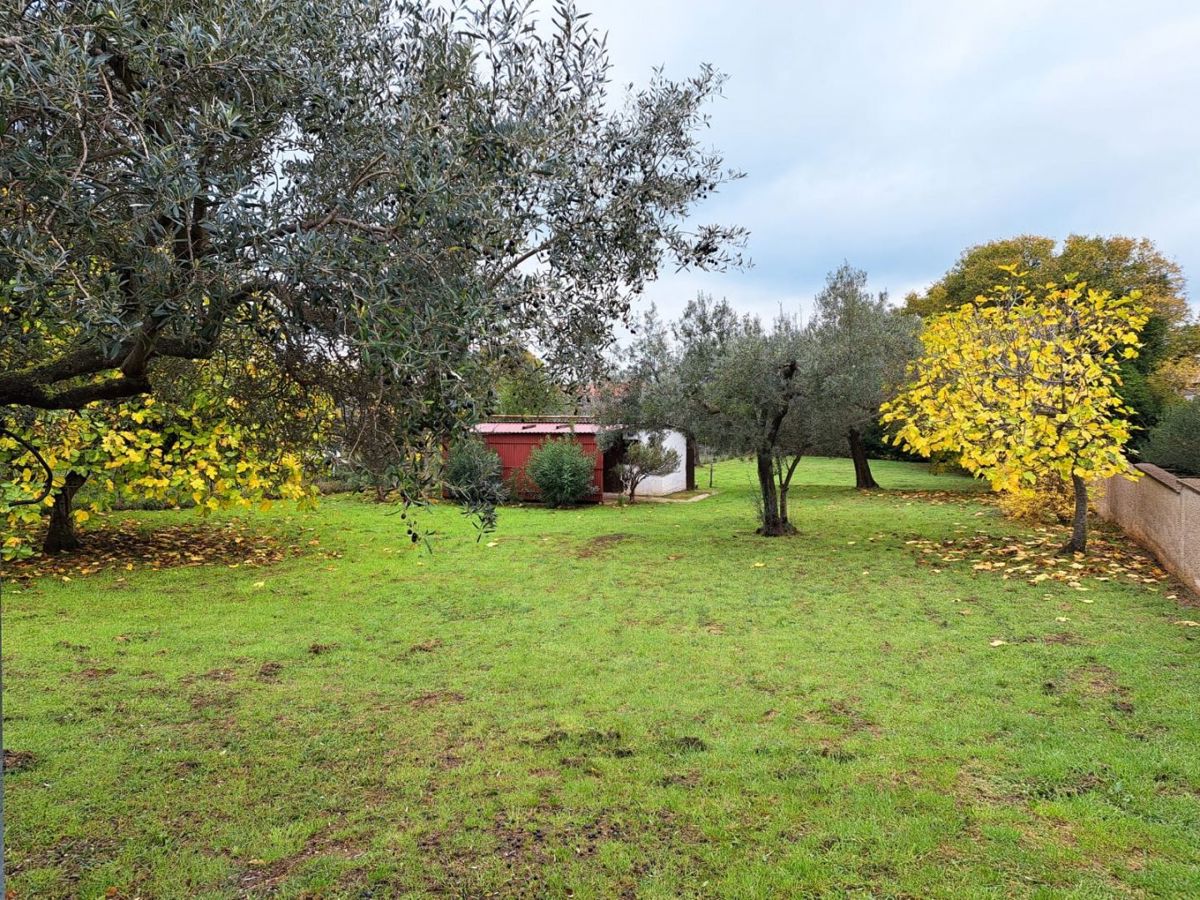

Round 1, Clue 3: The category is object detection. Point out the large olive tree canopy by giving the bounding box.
[0,0,745,421]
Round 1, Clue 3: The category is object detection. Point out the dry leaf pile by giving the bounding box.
[5,519,337,585]
[904,527,1187,598]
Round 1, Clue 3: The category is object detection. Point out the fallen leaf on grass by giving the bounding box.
[989,639,1008,647]
[752,562,765,568]
[903,529,1182,596]
[7,519,309,585]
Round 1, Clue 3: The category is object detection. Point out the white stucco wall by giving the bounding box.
[633,429,689,496]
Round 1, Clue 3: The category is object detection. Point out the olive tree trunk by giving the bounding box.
[43,472,88,554]
[626,475,642,504]
[756,451,786,535]
[848,427,878,490]
[756,451,796,536]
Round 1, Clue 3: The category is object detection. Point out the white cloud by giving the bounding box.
[587,0,1200,317]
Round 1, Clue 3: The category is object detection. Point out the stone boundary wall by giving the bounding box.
[1096,464,1200,596]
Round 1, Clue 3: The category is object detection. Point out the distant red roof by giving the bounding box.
[475,422,603,435]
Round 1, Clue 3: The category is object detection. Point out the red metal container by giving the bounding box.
[475,421,605,502]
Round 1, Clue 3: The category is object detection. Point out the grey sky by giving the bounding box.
[593,0,1200,321]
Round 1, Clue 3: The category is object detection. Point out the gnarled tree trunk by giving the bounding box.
[756,451,795,536]
[43,472,88,554]
[1063,473,1088,554]
[848,427,878,490]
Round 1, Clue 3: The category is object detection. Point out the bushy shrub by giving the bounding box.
[445,437,507,506]
[526,438,595,507]
[1142,399,1200,476]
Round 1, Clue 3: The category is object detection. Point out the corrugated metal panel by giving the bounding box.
[477,426,604,501]
[476,422,603,435]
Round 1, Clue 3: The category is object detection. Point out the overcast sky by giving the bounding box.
[590,0,1200,322]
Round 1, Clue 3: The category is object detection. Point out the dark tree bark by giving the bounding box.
[776,454,802,529]
[1063,473,1089,554]
[43,472,88,554]
[755,450,794,536]
[848,427,878,490]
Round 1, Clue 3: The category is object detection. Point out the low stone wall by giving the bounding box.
[1097,464,1200,595]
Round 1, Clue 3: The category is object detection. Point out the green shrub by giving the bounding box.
[1142,399,1200,476]
[526,438,595,507]
[445,437,507,506]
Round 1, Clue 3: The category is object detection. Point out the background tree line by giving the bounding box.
[601,234,1196,547]
[598,265,919,535]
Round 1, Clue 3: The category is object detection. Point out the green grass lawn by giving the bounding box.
[4,458,1199,898]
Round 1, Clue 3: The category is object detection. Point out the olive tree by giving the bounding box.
[597,294,746,465]
[603,300,814,535]
[805,264,919,489]
[1,0,745,515]
[696,318,814,535]
[604,431,680,503]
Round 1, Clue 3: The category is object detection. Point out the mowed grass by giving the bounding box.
[3,457,1200,898]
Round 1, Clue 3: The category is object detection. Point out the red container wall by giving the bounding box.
[483,433,603,502]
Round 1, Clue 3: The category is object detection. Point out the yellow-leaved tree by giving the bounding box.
[881,269,1150,553]
[1,357,326,559]
[2,274,330,559]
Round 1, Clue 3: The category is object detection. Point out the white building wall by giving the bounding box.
[634,429,689,496]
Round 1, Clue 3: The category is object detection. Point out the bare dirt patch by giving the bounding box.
[1041,632,1083,646]
[665,735,708,753]
[528,728,632,759]
[658,770,701,788]
[491,811,554,867]
[4,749,37,773]
[576,533,630,558]
[189,691,234,711]
[79,666,117,679]
[405,638,444,655]
[410,691,465,709]
[236,830,364,894]
[809,698,881,737]
[1069,664,1126,699]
